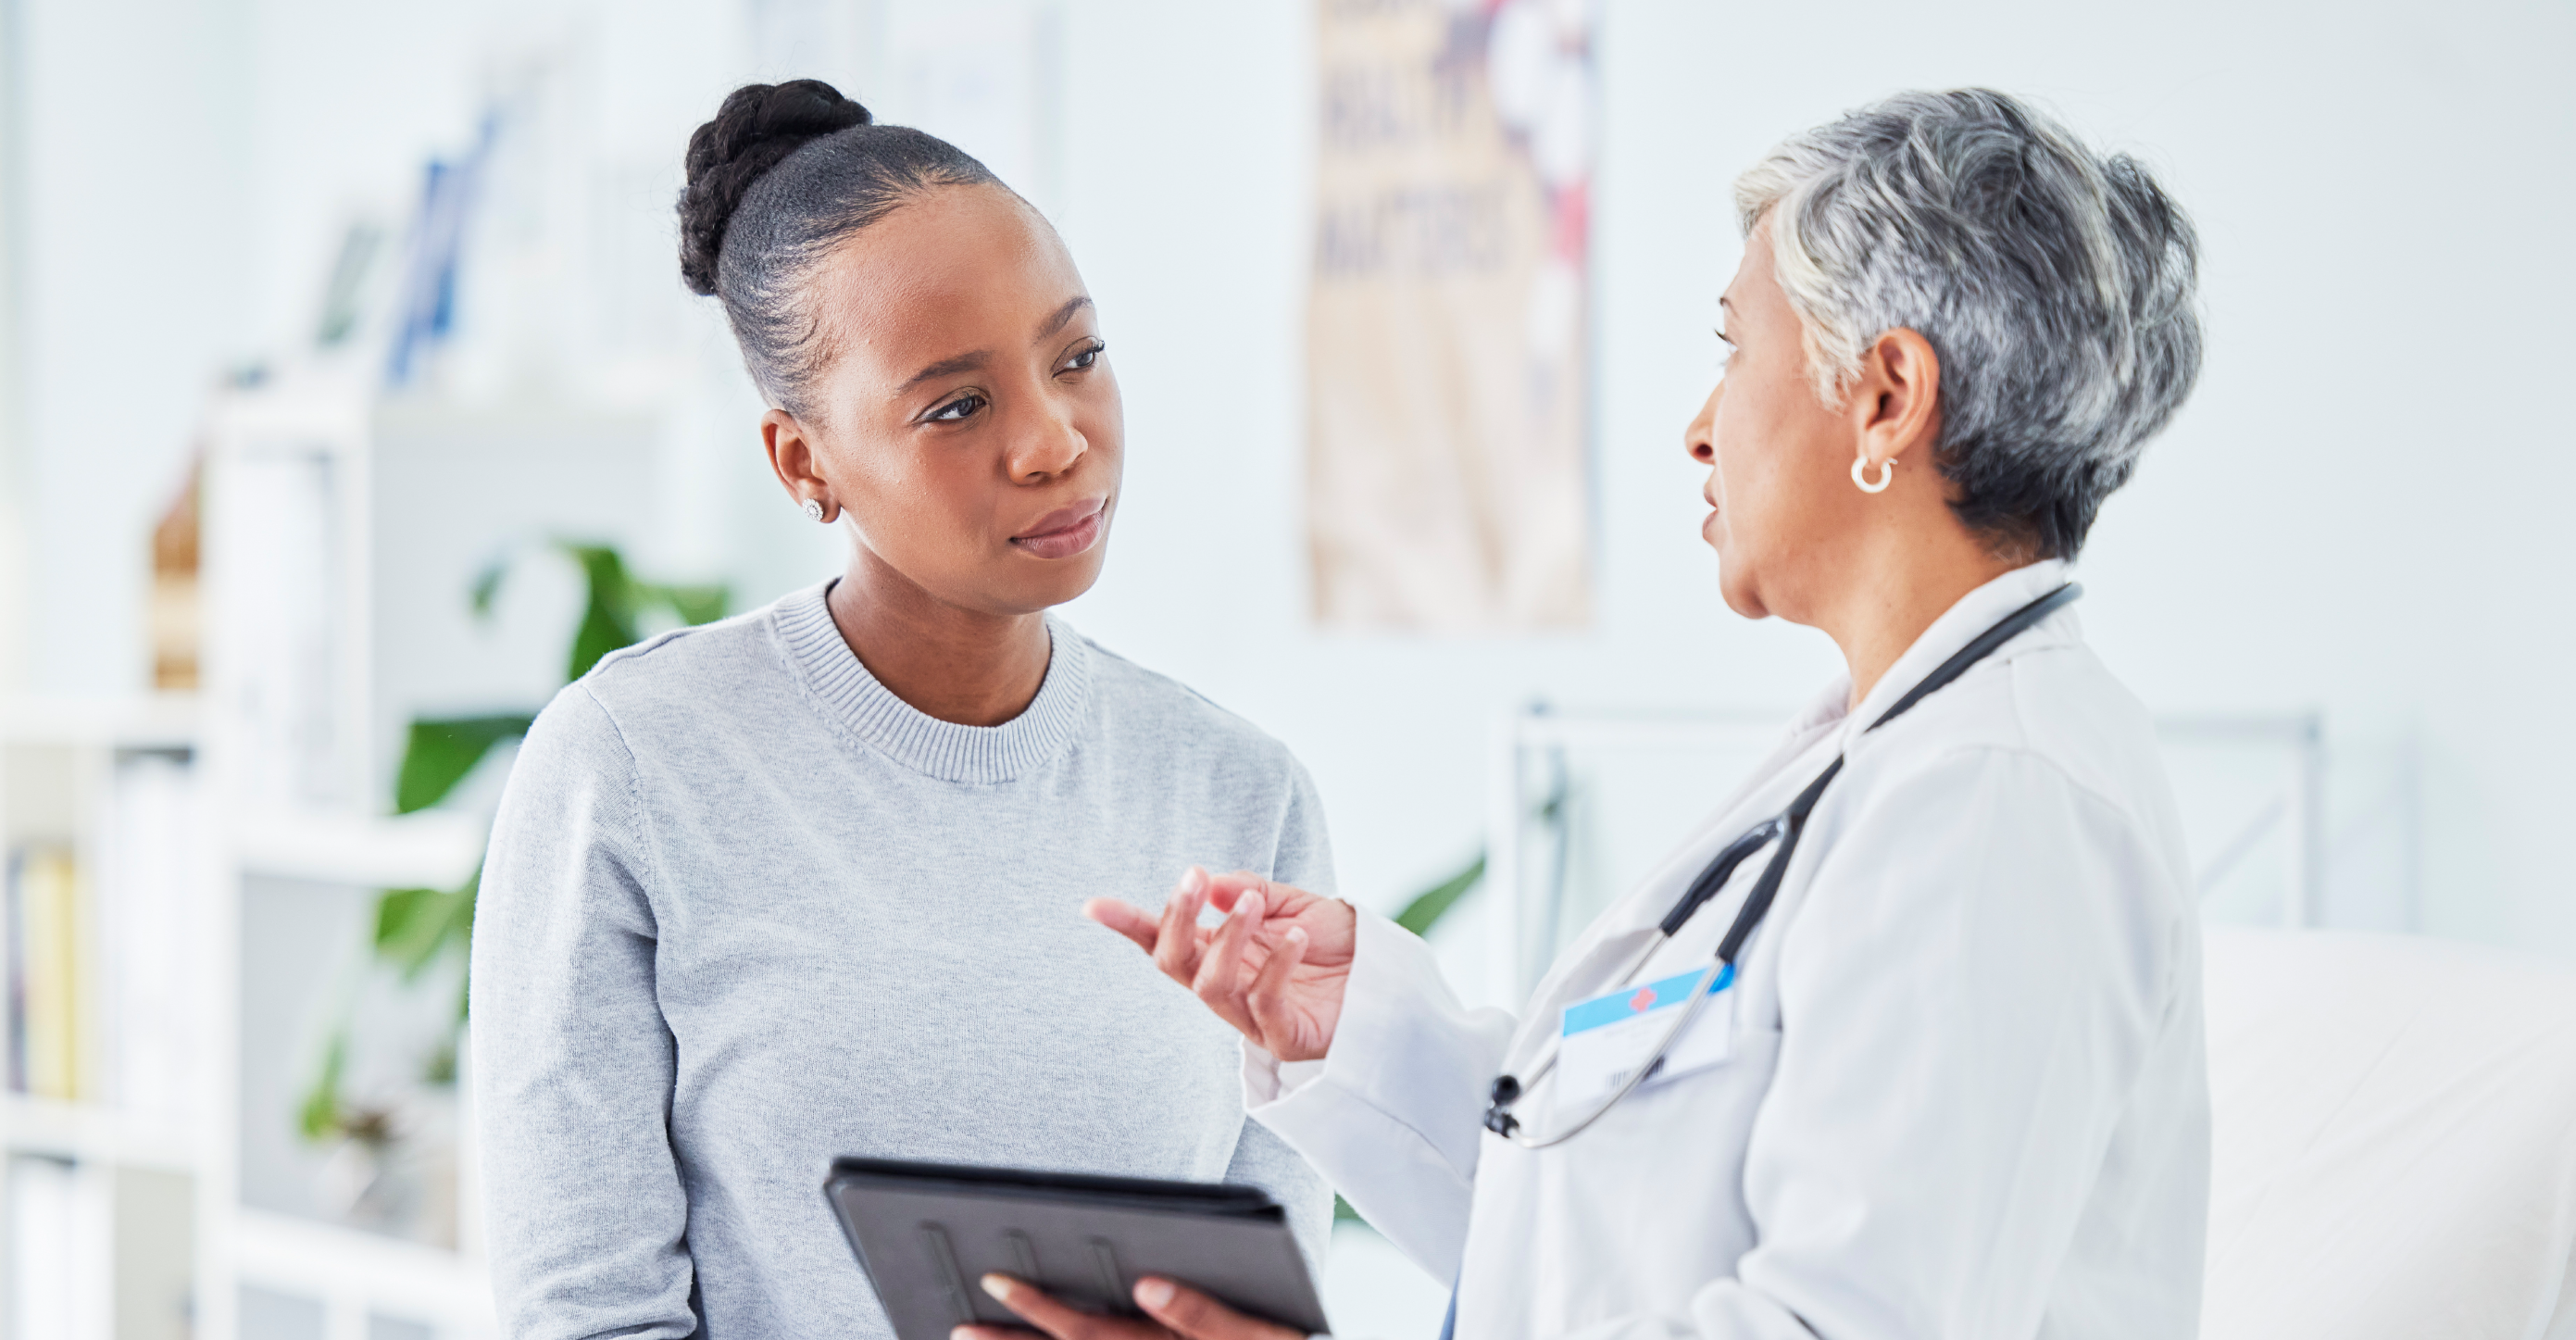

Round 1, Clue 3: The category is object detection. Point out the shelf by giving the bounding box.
[0,1094,201,1173]
[234,808,487,890]
[0,695,200,749]
[234,1209,495,1334]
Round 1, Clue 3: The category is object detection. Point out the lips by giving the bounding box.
[1010,496,1109,560]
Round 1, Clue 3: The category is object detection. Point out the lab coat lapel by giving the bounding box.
[1496,694,1853,1071]
[1833,559,2075,753]
[1494,561,2071,1069]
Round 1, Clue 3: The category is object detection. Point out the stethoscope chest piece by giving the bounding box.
[1483,1075,1524,1138]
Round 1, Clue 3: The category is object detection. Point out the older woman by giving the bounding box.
[982,90,2208,1340]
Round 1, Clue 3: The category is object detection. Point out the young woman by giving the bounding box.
[468,81,1331,1338]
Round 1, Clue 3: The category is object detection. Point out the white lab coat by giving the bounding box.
[1249,560,2210,1339]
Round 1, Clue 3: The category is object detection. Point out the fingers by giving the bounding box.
[1202,869,1295,915]
[1200,870,1262,915]
[1244,925,1308,1056]
[1132,1277,1302,1340]
[973,1273,1163,1340]
[1082,897,1159,955]
[1191,887,1266,1036]
[1152,868,1212,987]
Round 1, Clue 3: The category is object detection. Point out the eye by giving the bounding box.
[1059,340,1106,376]
[927,393,987,423]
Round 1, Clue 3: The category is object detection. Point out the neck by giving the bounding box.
[827,545,1052,728]
[1815,529,2024,710]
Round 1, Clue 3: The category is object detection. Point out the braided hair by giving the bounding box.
[677,80,1001,415]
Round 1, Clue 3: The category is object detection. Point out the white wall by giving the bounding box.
[13,0,255,695]
[1047,0,2576,959]
[7,0,2570,956]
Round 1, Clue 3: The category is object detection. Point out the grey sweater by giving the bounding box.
[469,581,1334,1340]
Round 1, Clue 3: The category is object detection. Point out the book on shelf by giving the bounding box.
[101,752,206,1123]
[6,753,207,1118]
[6,845,86,1101]
[8,1153,101,1337]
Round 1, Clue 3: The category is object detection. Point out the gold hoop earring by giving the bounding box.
[1852,456,1894,495]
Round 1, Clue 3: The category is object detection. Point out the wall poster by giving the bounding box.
[1307,0,1595,632]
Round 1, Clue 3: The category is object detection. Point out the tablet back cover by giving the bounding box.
[824,1159,1329,1339]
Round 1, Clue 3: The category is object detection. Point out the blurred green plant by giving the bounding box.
[298,542,726,1144]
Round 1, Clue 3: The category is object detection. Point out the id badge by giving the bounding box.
[1555,963,1736,1120]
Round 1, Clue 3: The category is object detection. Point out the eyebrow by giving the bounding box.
[1038,295,1094,340]
[899,350,991,394]
[895,297,1098,396]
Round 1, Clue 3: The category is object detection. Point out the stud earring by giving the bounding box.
[801,497,827,522]
[1851,456,1894,495]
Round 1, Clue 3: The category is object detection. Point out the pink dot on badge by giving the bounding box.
[1629,988,1656,1013]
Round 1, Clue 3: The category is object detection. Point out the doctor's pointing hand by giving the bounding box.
[1029,89,2212,1340]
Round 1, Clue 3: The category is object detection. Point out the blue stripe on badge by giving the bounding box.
[1561,962,1734,1037]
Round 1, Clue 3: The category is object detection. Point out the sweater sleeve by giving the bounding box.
[469,684,696,1340]
[1221,1110,1336,1288]
[1269,754,1338,898]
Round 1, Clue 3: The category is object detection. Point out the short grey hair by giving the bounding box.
[1733,89,2202,558]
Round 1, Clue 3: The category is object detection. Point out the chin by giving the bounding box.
[1020,550,1110,612]
[1714,556,1768,620]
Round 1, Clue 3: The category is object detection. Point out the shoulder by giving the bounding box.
[1833,619,2194,922]
[1865,617,2165,822]
[1070,628,1304,776]
[551,593,805,745]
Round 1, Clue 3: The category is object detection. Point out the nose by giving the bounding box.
[1008,400,1087,483]
[1683,381,1721,465]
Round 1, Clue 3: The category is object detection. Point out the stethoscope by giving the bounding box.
[1482,582,2083,1148]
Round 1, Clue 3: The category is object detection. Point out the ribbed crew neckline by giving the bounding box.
[770,581,1093,784]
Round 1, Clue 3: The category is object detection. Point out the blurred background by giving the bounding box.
[0,0,2568,1337]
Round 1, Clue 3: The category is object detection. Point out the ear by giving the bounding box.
[762,408,841,522]
[1853,327,1942,471]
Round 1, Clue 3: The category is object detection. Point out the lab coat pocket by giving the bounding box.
[1639,984,1739,1091]
[1555,967,1737,1121]
[1552,1019,1783,1330]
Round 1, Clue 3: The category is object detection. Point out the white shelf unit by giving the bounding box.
[193,375,666,1340]
[1,695,207,1340]
[0,690,497,1340]
[5,374,686,1339]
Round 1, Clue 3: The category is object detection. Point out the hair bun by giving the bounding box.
[679,80,873,295]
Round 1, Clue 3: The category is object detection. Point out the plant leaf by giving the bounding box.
[394,713,534,814]
[469,553,509,620]
[1394,852,1484,938]
[297,1031,348,1142]
[561,543,642,681]
[373,865,480,983]
[642,582,730,628]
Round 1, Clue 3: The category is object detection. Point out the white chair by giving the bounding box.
[2203,927,2576,1339]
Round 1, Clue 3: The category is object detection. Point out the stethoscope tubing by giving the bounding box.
[1482,582,2083,1149]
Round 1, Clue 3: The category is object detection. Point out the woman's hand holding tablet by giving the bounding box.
[961,1272,1302,1340]
[1083,867,1357,1063]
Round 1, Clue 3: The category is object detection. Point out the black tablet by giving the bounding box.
[823,1158,1329,1339]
